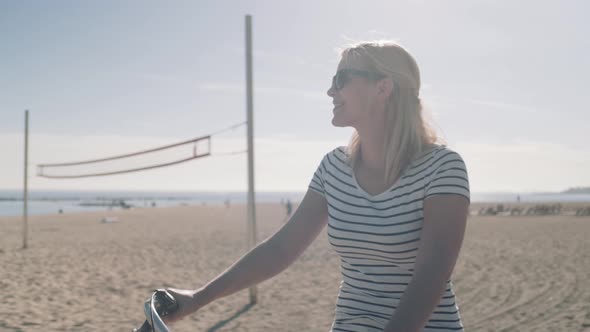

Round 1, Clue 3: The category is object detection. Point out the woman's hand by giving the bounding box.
[162,288,202,324]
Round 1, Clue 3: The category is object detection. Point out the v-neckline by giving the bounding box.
[351,166,404,199]
[349,145,441,200]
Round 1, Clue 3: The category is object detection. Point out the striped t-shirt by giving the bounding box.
[308,144,470,332]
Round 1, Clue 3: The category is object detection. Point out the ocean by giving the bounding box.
[0,190,589,217]
[0,190,305,217]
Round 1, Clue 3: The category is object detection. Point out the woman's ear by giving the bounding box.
[376,78,394,100]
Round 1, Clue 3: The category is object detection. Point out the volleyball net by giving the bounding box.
[37,122,246,179]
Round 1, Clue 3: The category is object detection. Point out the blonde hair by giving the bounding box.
[340,41,441,185]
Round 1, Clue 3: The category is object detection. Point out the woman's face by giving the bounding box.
[327,60,385,129]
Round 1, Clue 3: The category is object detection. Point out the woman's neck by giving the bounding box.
[357,126,386,171]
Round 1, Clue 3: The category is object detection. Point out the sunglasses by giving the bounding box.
[331,69,387,91]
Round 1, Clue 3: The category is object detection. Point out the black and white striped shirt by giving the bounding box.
[309,144,470,332]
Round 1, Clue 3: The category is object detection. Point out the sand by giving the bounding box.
[1,202,589,332]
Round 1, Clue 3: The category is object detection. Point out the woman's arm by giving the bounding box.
[383,194,469,332]
[177,189,329,317]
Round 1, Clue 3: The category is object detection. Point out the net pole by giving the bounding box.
[23,110,29,249]
[245,14,258,305]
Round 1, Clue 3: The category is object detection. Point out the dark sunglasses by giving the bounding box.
[331,69,386,91]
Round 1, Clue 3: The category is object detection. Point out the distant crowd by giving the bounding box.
[472,203,590,217]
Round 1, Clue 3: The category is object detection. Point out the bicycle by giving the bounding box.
[133,289,178,332]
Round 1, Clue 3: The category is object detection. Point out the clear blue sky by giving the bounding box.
[1,0,589,192]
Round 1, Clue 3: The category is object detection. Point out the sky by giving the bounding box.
[1,0,589,193]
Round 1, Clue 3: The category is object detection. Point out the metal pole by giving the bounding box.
[23,110,29,249]
[245,14,257,305]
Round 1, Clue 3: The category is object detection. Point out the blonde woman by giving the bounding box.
[165,41,470,332]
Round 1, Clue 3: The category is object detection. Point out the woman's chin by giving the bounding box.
[331,114,344,126]
[331,116,349,127]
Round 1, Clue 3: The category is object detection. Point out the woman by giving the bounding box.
[164,41,470,332]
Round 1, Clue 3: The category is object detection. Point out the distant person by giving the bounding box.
[160,41,470,331]
[517,194,521,203]
[224,198,231,209]
[285,199,293,218]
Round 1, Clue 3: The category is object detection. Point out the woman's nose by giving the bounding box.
[327,86,335,97]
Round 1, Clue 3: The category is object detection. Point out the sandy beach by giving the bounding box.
[1,202,589,332]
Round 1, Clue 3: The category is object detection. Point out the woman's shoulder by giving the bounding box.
[409,144,465,168]
[419,144,468,173]
[423,144,465,158]
[333,145,349,157]
[322,146,349,160]
[318,146,351,168]
[435,145,466,161]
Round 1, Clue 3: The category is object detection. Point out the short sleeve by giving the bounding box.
[424,150,470,202]
[308,154,327,196]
